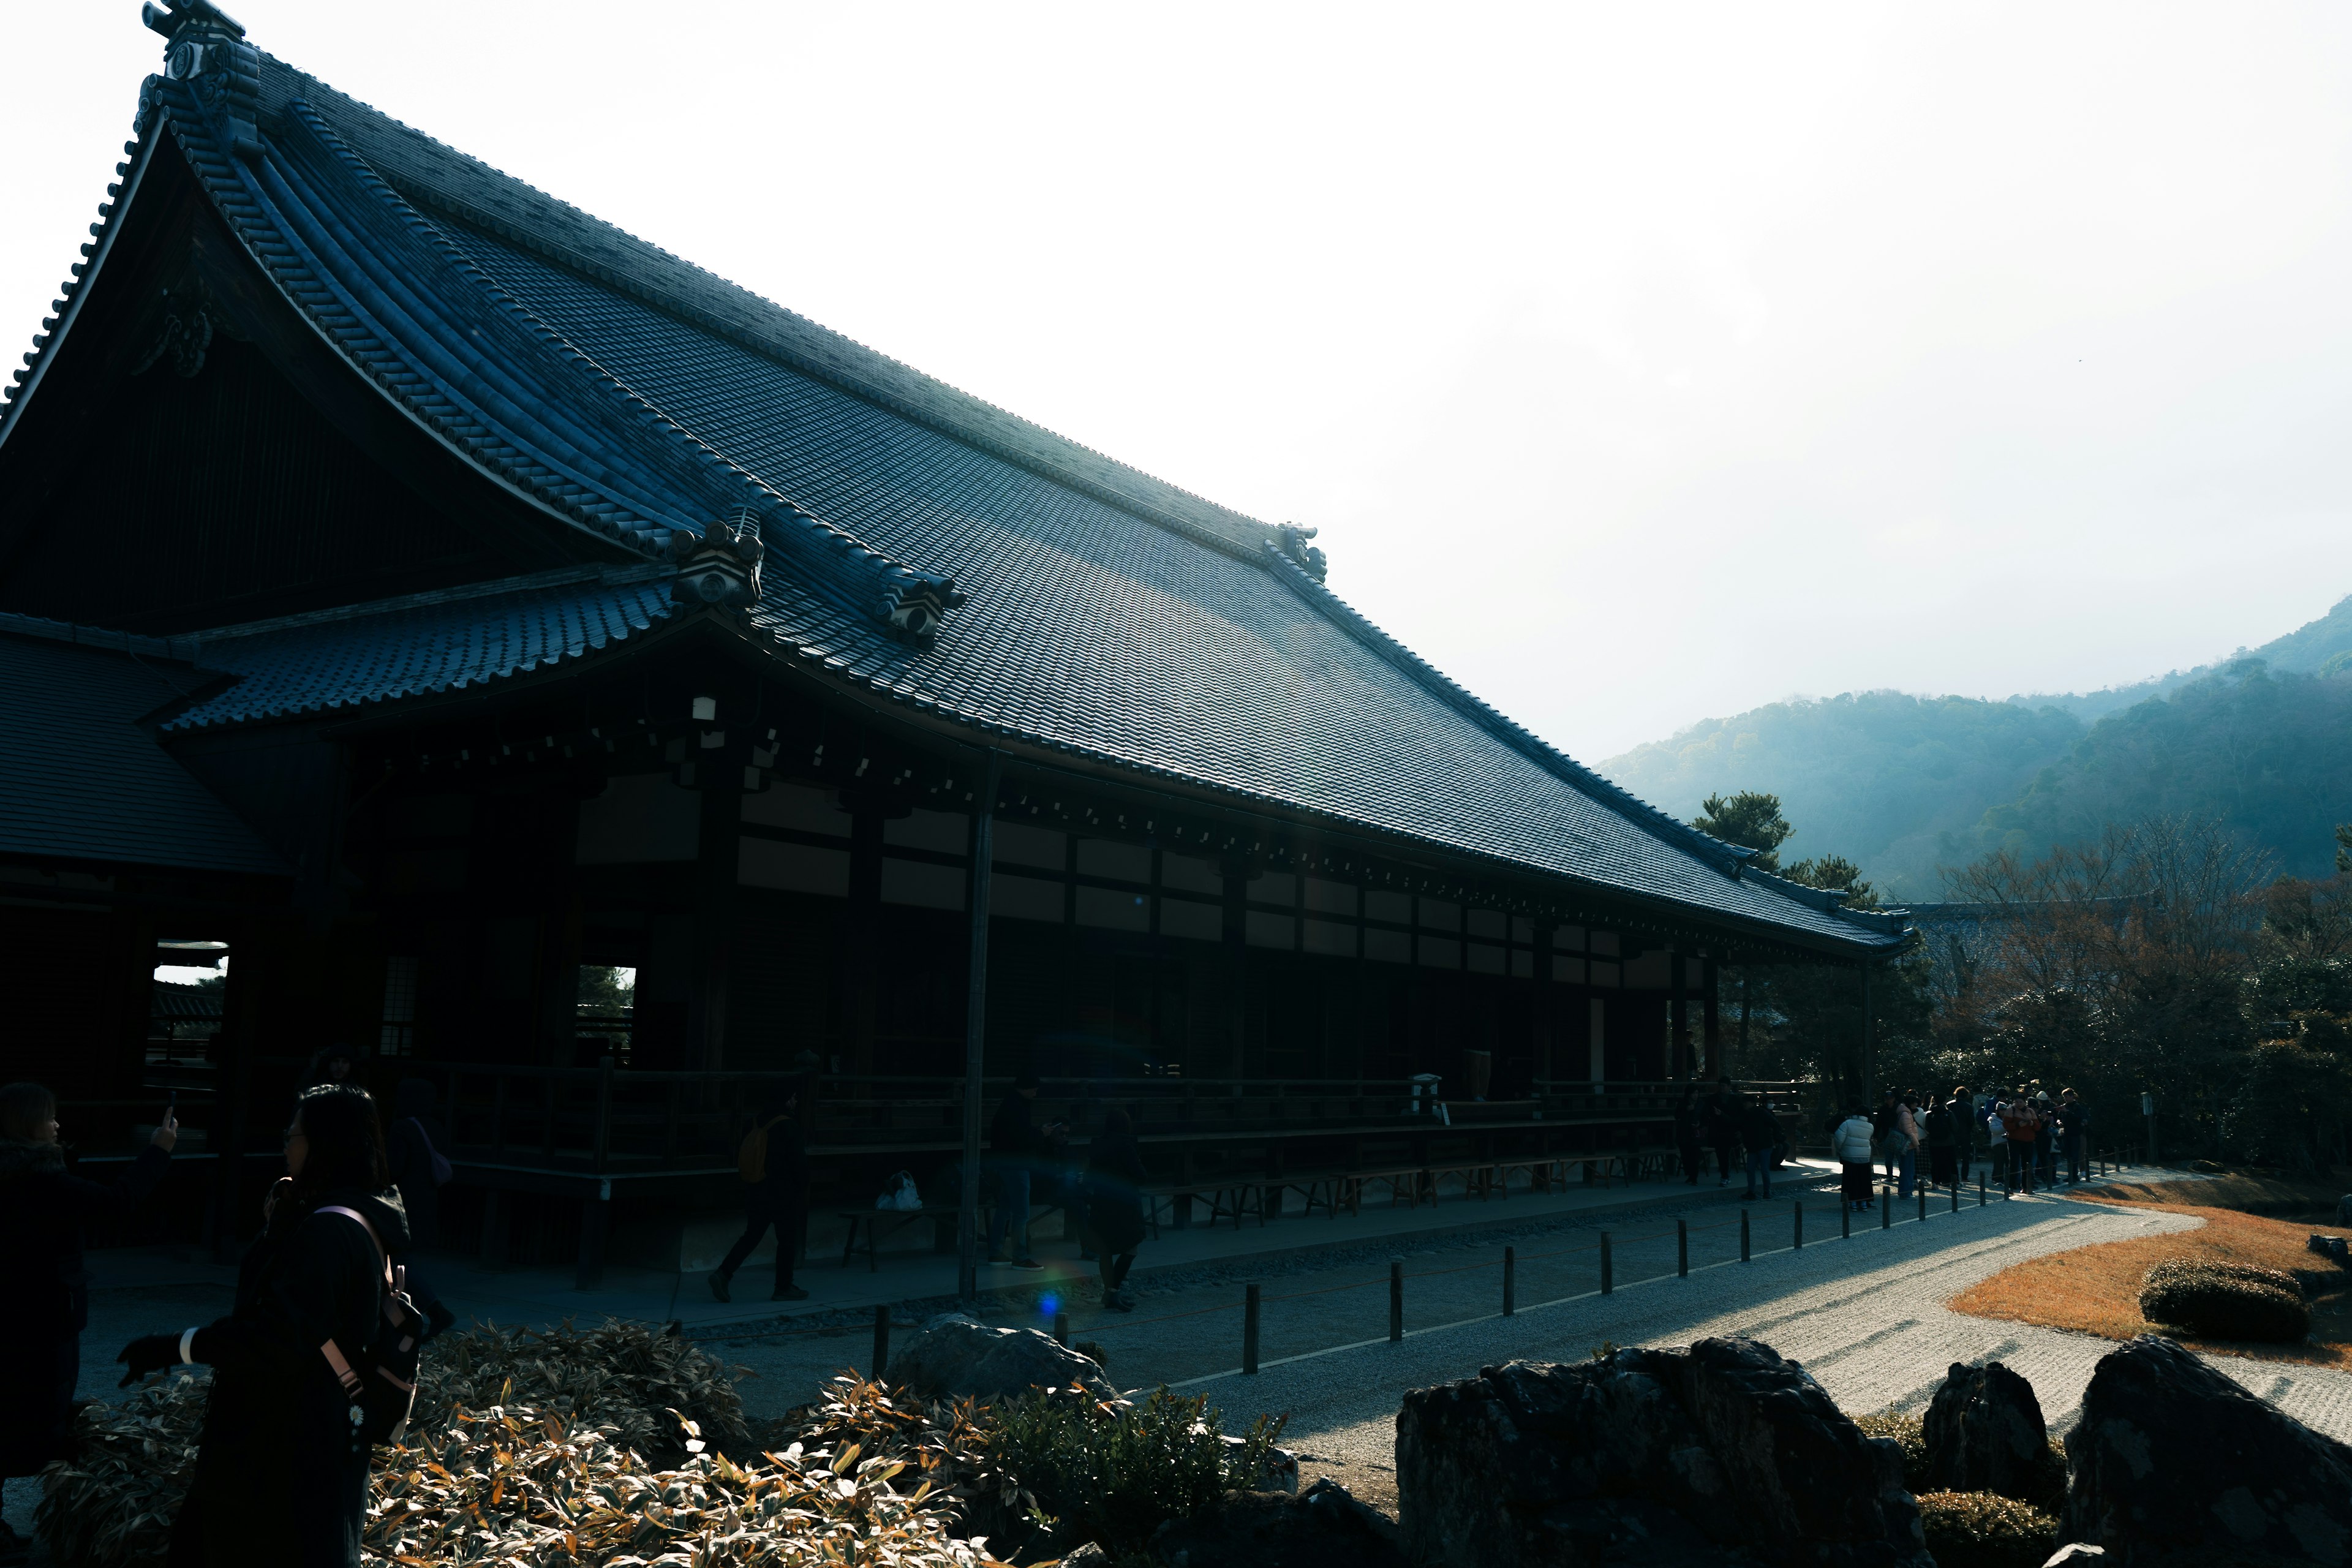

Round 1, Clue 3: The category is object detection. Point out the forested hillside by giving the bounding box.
[1962,663,2352,880]
[1600,594,2352,897]
[1597,693,2082,895]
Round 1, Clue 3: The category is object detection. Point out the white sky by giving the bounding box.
[10,2,2352,760]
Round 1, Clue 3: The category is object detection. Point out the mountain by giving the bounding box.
[2010,592,2352,722]
[1600,594,2352,898]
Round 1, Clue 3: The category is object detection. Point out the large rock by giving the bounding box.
[1152,1478,1409,1568]
[2062,1335,2352,1567]
[1395,1338,1931,1568]
[1922,1360,2064,1507]
[883,1313,1115,1403]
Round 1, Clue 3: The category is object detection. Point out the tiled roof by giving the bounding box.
[0,619,285,876]
[162,567,677,729]
[2,18,1908,955]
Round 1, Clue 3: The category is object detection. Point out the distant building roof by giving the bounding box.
[151,978,224,1022]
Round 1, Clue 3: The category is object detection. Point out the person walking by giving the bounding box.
[1894,1092,1922,1199]
[1871,1091,1903,1189]
[2032,1092,2059,1185]
[1740,1093,1783,1200]
[1705,1077,1741,1188]
[116,1083,408,1568]
[1984,1091,2010,1189]
[1672,1088,1704,1186]
[711,1084,810,1302]
[1084,1107,1148,1310]
[986,1072,1061,1270]
[384,1079,458,1338]
[0,1084,176,1559]
[1948,1083,1974,1185]
[1833,1106,1876,1212]
[2057,1088,2090,1183]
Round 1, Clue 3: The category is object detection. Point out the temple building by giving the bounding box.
[0,1,1911,1272]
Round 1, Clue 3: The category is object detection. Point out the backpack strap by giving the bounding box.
[317,1205,393,1284]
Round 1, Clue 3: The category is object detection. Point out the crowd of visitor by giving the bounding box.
[1823,1083,2093,1212]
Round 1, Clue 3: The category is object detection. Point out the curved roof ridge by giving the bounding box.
[139,73,967,641]
[1247,541,1836,891]
[251,55,1295,567]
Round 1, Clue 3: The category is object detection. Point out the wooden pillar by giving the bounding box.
[535,793,585,1066]
[1701,957,1720,1082]
[1667,944,1689,1080]
[1736,967,1751,1077]
[1221,857,1248,1080]
[957,751,1002,1302]
[687,778,742,1071]
[844,801,884,1076]
[208,919,266,1262]
[1860,963,1875,1107]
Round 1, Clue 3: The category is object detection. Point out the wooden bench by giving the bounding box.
[837,1206,942,1271]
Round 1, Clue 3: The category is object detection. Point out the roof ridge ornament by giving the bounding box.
[669,507,765,608]
[143,0,261,159]
[1273,522,1327,582]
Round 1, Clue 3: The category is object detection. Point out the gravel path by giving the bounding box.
[1211,1193,2352,1513]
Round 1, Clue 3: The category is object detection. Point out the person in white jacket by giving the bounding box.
[1833,1107,1877,1212]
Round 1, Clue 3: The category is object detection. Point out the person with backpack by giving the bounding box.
[2000,1090,2040,1193]
[117,1083,412,1568]
[385,1079,458,1338]
[710,1084,809,1303]
[0,1083,175,1560]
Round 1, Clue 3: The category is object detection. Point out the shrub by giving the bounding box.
[413,1319,751,1466]
[2139,1257,2310,1343]
[984,1387,1287,1561]
[1853,1409,1929,1493]
[36,1378,202,1568]
[42,1325,832,1568]
[1915,1491,2060,1568]
[769,1375,1031,1542]
[363,1401,995,1567]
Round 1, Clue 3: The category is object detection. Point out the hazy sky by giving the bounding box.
[10,2,2352,761]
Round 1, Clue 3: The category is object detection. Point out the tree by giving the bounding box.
[2335,821,2352,875]
[578,965,635,1014]
[1693,791,1793,870]
[1691,789,1928,1117]
[1932,816,2274,1158]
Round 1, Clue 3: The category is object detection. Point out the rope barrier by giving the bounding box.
[704,1164,2108,1363]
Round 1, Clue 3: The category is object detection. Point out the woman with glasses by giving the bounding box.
[118,1083,409,1568]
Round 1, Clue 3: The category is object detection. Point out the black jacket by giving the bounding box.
[750,1109,807,1197]
[990,1093,1054,1162]
[0,1139,171,1337]
[174,1185,410,1568]
[1740,1102,1783,1156]
[0,1139,170,1477]
[1085,1129,1148,1254]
